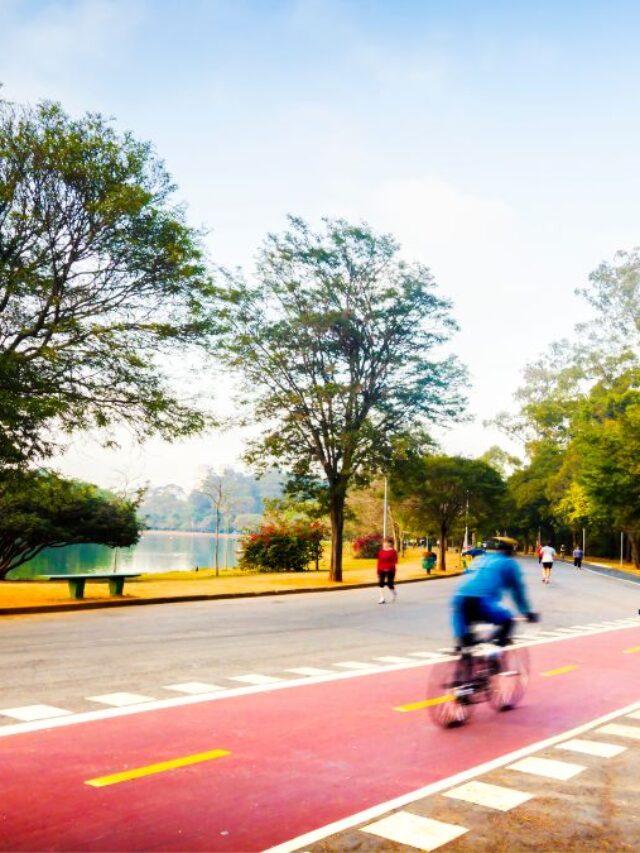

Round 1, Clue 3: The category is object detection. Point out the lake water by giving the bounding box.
[10,531,241,579]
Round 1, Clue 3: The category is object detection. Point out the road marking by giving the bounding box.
[375,656,418,664]
[85,748,230,787]
[0,704,72,721]
[264,699,640,853]
[596,723,640,740]
[555,738,626,758]
[228,674,282,685]
[507,756,586,780]
[541,665,577,677]
[408,651,449,659]
[163,682,227,694]
[361,811,467,851]
[623,645,640,654]
[87,692,156,707]
[443,780,533,811]
[333,661,376,670]
[394,695,452,712]
[626,710,640,720]
[286,667,334,676]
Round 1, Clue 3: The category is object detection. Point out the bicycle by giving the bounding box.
[426,618,532,728]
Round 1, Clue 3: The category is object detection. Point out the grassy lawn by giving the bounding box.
[0,547,462,610]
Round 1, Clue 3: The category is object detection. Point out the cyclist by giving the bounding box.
[451,539,539,667]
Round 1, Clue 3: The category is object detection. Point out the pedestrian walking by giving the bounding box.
[377,537,398,603]
[537,544,543,564]
[573,545,583,569]
[540,542,556,584]
[421,550,437,574]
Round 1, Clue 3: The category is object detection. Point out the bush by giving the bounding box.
[239,521,325,572]
[352,532,383,559]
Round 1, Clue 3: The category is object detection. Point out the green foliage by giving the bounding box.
[0,470,142,579]
[0,98,215,466]
[570,369,640,563]
[391,455,506,568]
[239,521,325,572]
[209,216,466,579]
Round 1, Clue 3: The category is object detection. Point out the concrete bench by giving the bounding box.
[40,573,141,600]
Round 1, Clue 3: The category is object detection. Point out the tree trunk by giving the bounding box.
[629,531,640,569]
[329,487,346,582]
[439,523,447,572]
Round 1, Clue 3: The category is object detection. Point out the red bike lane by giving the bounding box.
[1,626,639,851]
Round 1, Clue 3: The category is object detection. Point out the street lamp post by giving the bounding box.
[383,477,388,539]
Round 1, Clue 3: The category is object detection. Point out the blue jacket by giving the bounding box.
[453,551,531,615]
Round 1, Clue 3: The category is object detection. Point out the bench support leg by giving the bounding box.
[108,577,125,596]
[68,579,85,599]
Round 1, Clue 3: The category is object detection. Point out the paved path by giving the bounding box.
[1,622,640,850]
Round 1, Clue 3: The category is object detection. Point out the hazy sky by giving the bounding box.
[1,0,639,490]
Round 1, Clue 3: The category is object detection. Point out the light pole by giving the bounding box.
[463,491,469,551]
[383,477,388,539]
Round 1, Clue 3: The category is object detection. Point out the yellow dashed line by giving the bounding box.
[541,665,577,677]
[623,645,640,654]
[85,749,230,787]
[394,695,453,712]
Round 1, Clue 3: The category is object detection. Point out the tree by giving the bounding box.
[0,470,141,579]
[0,99,214,467]
[391,455,506,571]
[210,217,466,580]
[570,369,640,566]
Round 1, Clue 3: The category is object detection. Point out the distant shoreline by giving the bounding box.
[143,529,240,538]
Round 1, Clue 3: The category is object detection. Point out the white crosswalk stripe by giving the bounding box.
[361,811,468,850]
[443,780,533,811]
[86,692,156,707]
[555,738,626,758]
[507,756,586,780]
[163,682,227,694]
[0,704,72,721]
[228,674,283,685]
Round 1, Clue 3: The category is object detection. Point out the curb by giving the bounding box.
[0,570,463,616]
[582,561,640,585]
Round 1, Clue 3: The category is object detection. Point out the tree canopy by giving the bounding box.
[391,454,506,570]
[0,99,214,467]
[0,470,142,579]
[210,216,466,579]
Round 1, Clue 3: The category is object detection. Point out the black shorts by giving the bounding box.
[542,561,553,569]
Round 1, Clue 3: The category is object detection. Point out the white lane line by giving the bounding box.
[596,723,640,741]
[333,661,376,670]
[507,756,586,780]
[163,682,227,694]
[286,667,335,677]
[263,699,640,853]
[87,692,156,707]
[408,651,448,659]
[375,656,418,664]
[554,628,583,634]
[626,710,640,720]
[443,780,533,811]
[555,738,626,758]
[0,704,72,721]
[361,811,467,851]
[228,674,282,685]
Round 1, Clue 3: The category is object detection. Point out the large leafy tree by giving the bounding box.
[0,470,142,579]
[211,217,466,580]
[390,455,506,571]
[570,369,640,566]
[0,99,214,466]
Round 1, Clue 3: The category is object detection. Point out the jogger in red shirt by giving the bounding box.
[377,537,398,604]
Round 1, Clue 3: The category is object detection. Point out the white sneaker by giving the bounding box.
[378,597,386,604]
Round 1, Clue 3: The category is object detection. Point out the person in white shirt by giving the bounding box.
[540,542,556,584]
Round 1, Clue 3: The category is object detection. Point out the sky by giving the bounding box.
[1,0,639,491]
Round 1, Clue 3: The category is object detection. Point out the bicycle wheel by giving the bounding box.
[488,646,530,712]
[426,658,473,727]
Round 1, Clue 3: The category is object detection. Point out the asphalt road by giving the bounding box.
[0,557,637,715]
